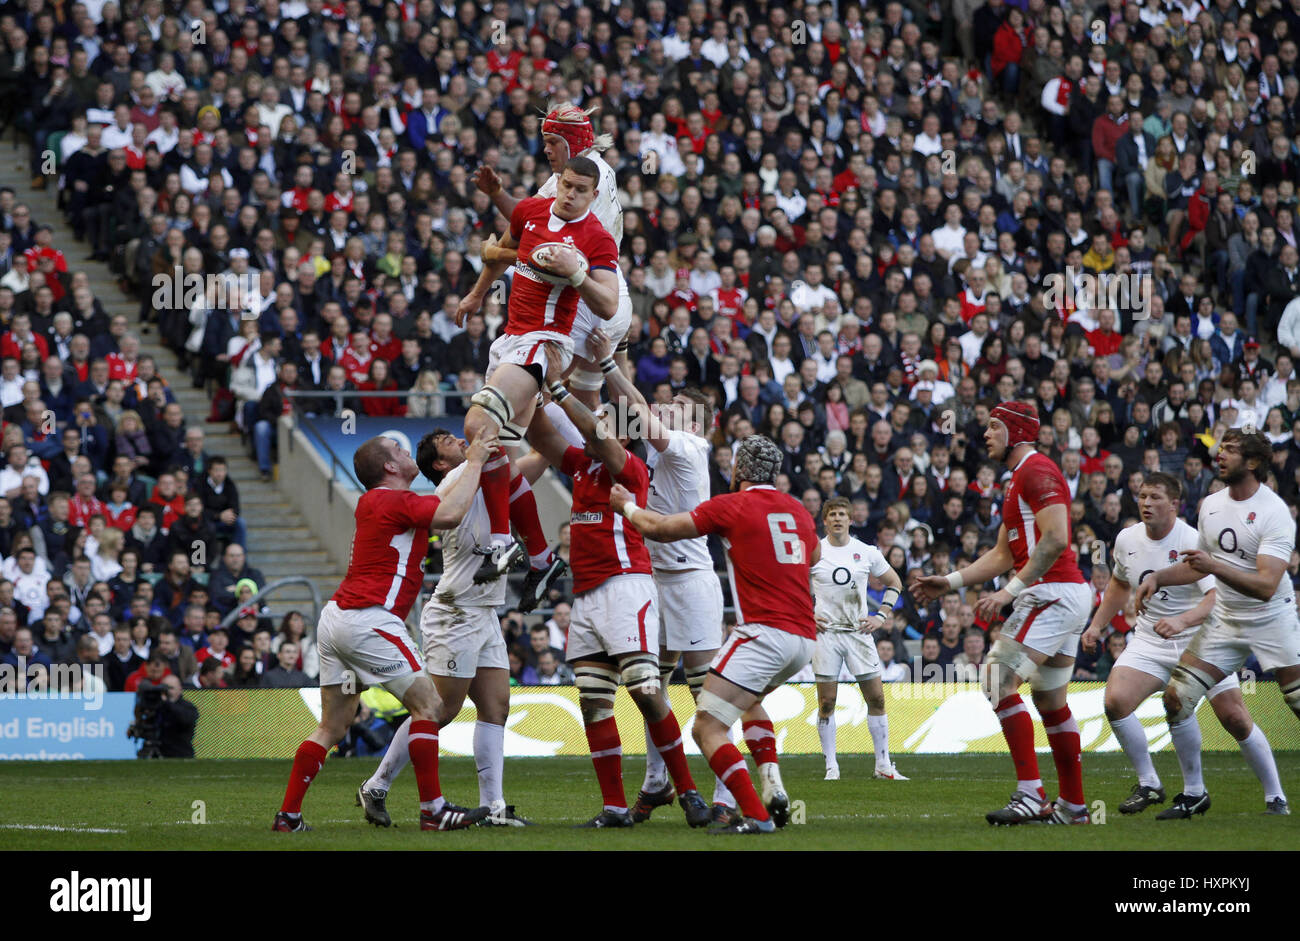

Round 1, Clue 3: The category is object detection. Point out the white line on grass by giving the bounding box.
[0,823,125,834]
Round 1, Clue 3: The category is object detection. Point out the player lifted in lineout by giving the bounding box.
[470,102,634,410]
[811,497,908,782]
[912,402,1092,825]
[456,155,619,611]
[273,432,496,832]
[581,329,740,825]
[356,428,537,829]
[610,435,820,835]
[517,347,711,828]
[1136,429,1296,816]
[1083,471,1285,818]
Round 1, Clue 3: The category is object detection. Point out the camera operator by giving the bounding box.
[156,674,198,757]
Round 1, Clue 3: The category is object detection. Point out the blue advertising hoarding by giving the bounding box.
[0,694,138,760]
[302,416,466,493]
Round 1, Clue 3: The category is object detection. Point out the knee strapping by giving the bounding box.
[696,689,743,728]
[685,664,709,697]
[568,368,605,392]
[1166,663,1217,723]
[470,384,514,430]
[983,639,1036,704]
[576,664,619,722]
[1282,678,1300,717]
[1031,663,1072,692]
[621,654,662,694]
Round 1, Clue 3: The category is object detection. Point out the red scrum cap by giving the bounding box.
[542,102,596,160]
[991,401,1040,448]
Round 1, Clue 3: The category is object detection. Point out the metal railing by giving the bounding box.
[291,412,363,498]
[218,576,323,630]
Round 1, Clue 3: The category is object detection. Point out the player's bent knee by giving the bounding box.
[1217,708,1253,741]
[470,384,514,431]
[1030,663,1072,692]
[620,654,662,696]
[1165,663,1215,722]
[695,688,744,728]
[982,639,1033,704]
[1282,678,1300,719]
[575,663,619,722]
[685,664,708,700]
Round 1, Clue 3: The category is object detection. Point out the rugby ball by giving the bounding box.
[528,241,588,285]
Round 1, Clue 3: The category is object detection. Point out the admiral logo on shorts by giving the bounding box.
[372,661,406,675]
[571,511,602,524]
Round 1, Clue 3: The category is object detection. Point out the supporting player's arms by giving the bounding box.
[1153,588,1216,639]
[1181,549,1288,602]
[520,401,572,471]
[472,165,520,223]
[912,524,1013,603]
[1083,575,1130,652]
[586,329,670,451]
[608,484,699,541]
[429,432,498,528]
[546,365,626,473]
[457,231,517,326]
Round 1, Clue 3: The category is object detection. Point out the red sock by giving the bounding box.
[482,447,511,541]
[584,717,626,809]
[279,740,327,814]
[509,474,551,567]
[648,713,697,792]
[742,719,778,766]
[408,719,442,804]
[1041,705,1085,806]
[707,742,769,821]
[995,695,1044,797]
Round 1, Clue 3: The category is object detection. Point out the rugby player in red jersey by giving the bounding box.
[456,156,621,611]
[515,362,711,829]
[272,431,497,832]
[609,435,821,835]
[912,402,1092,825]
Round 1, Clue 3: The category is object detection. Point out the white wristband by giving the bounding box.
[1006,576,1027,598]
[621,501,640,521]
[945,571,964,590]
[569,268,587,288]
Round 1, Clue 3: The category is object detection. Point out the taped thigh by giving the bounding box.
[1166,662,1219,722]
[620,653,662,695]
[575,663,619,721]
[695,688,744,727]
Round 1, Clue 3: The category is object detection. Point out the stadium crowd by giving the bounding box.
[3,0,1300,696]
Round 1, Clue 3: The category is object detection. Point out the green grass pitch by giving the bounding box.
[2,753,1296,850]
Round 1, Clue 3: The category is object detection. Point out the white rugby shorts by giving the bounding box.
[420,599,508,679]
[316,600,424,692]
[567,573,659,661]
[570,288,633,363]
[1114,626,1239,698]
[711,623,816,695]
[655,568,724,653]
[812,629,882,681]
[487,330,574,380]
[1184,608,1300,675]
[1002,581,1092,659]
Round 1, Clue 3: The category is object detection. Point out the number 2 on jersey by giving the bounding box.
[767,513,804,564]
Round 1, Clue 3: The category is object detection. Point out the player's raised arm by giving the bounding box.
[457,230,518,327]
[429,431,498,529]
[473,164,519,221]
[912,523,1013,603]
[1083,573,1130,653]
[586,329,671,452]
[1152,587,1216,639]
[609,483,701,542]
[545,371,626,474]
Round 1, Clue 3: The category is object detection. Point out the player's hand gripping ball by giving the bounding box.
[529,242,589,285]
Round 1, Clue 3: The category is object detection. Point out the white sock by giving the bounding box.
[1110,712,1161,789]
[1237,724,1286,802]
[368,716,412,792]
[712,776,734,807]
[868,713,891,770]
[474,720,505,808]
[818,714,838,768]
[1169,717,1205,797]
[642,721,668,791]
[420,795,446,813]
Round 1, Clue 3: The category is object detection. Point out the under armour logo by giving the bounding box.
[525,221,537,231]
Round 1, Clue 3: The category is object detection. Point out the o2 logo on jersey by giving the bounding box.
[831,566,855,587]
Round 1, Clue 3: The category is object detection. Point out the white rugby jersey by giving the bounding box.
[538,156,628,294]
[428,461,505,609]
[811,537,892,631]
[1111,519,1213,640]
[1198,484,1296,622]
[647,429,713,572]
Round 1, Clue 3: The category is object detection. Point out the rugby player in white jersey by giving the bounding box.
[355,429,534,828]
[470,102,634,409]
[1083,471,1285,817]
[811,497,908,782]
[1136,429,1297,816]
[582,329,737,825]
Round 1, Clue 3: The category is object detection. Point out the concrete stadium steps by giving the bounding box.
[9,137,341,619]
